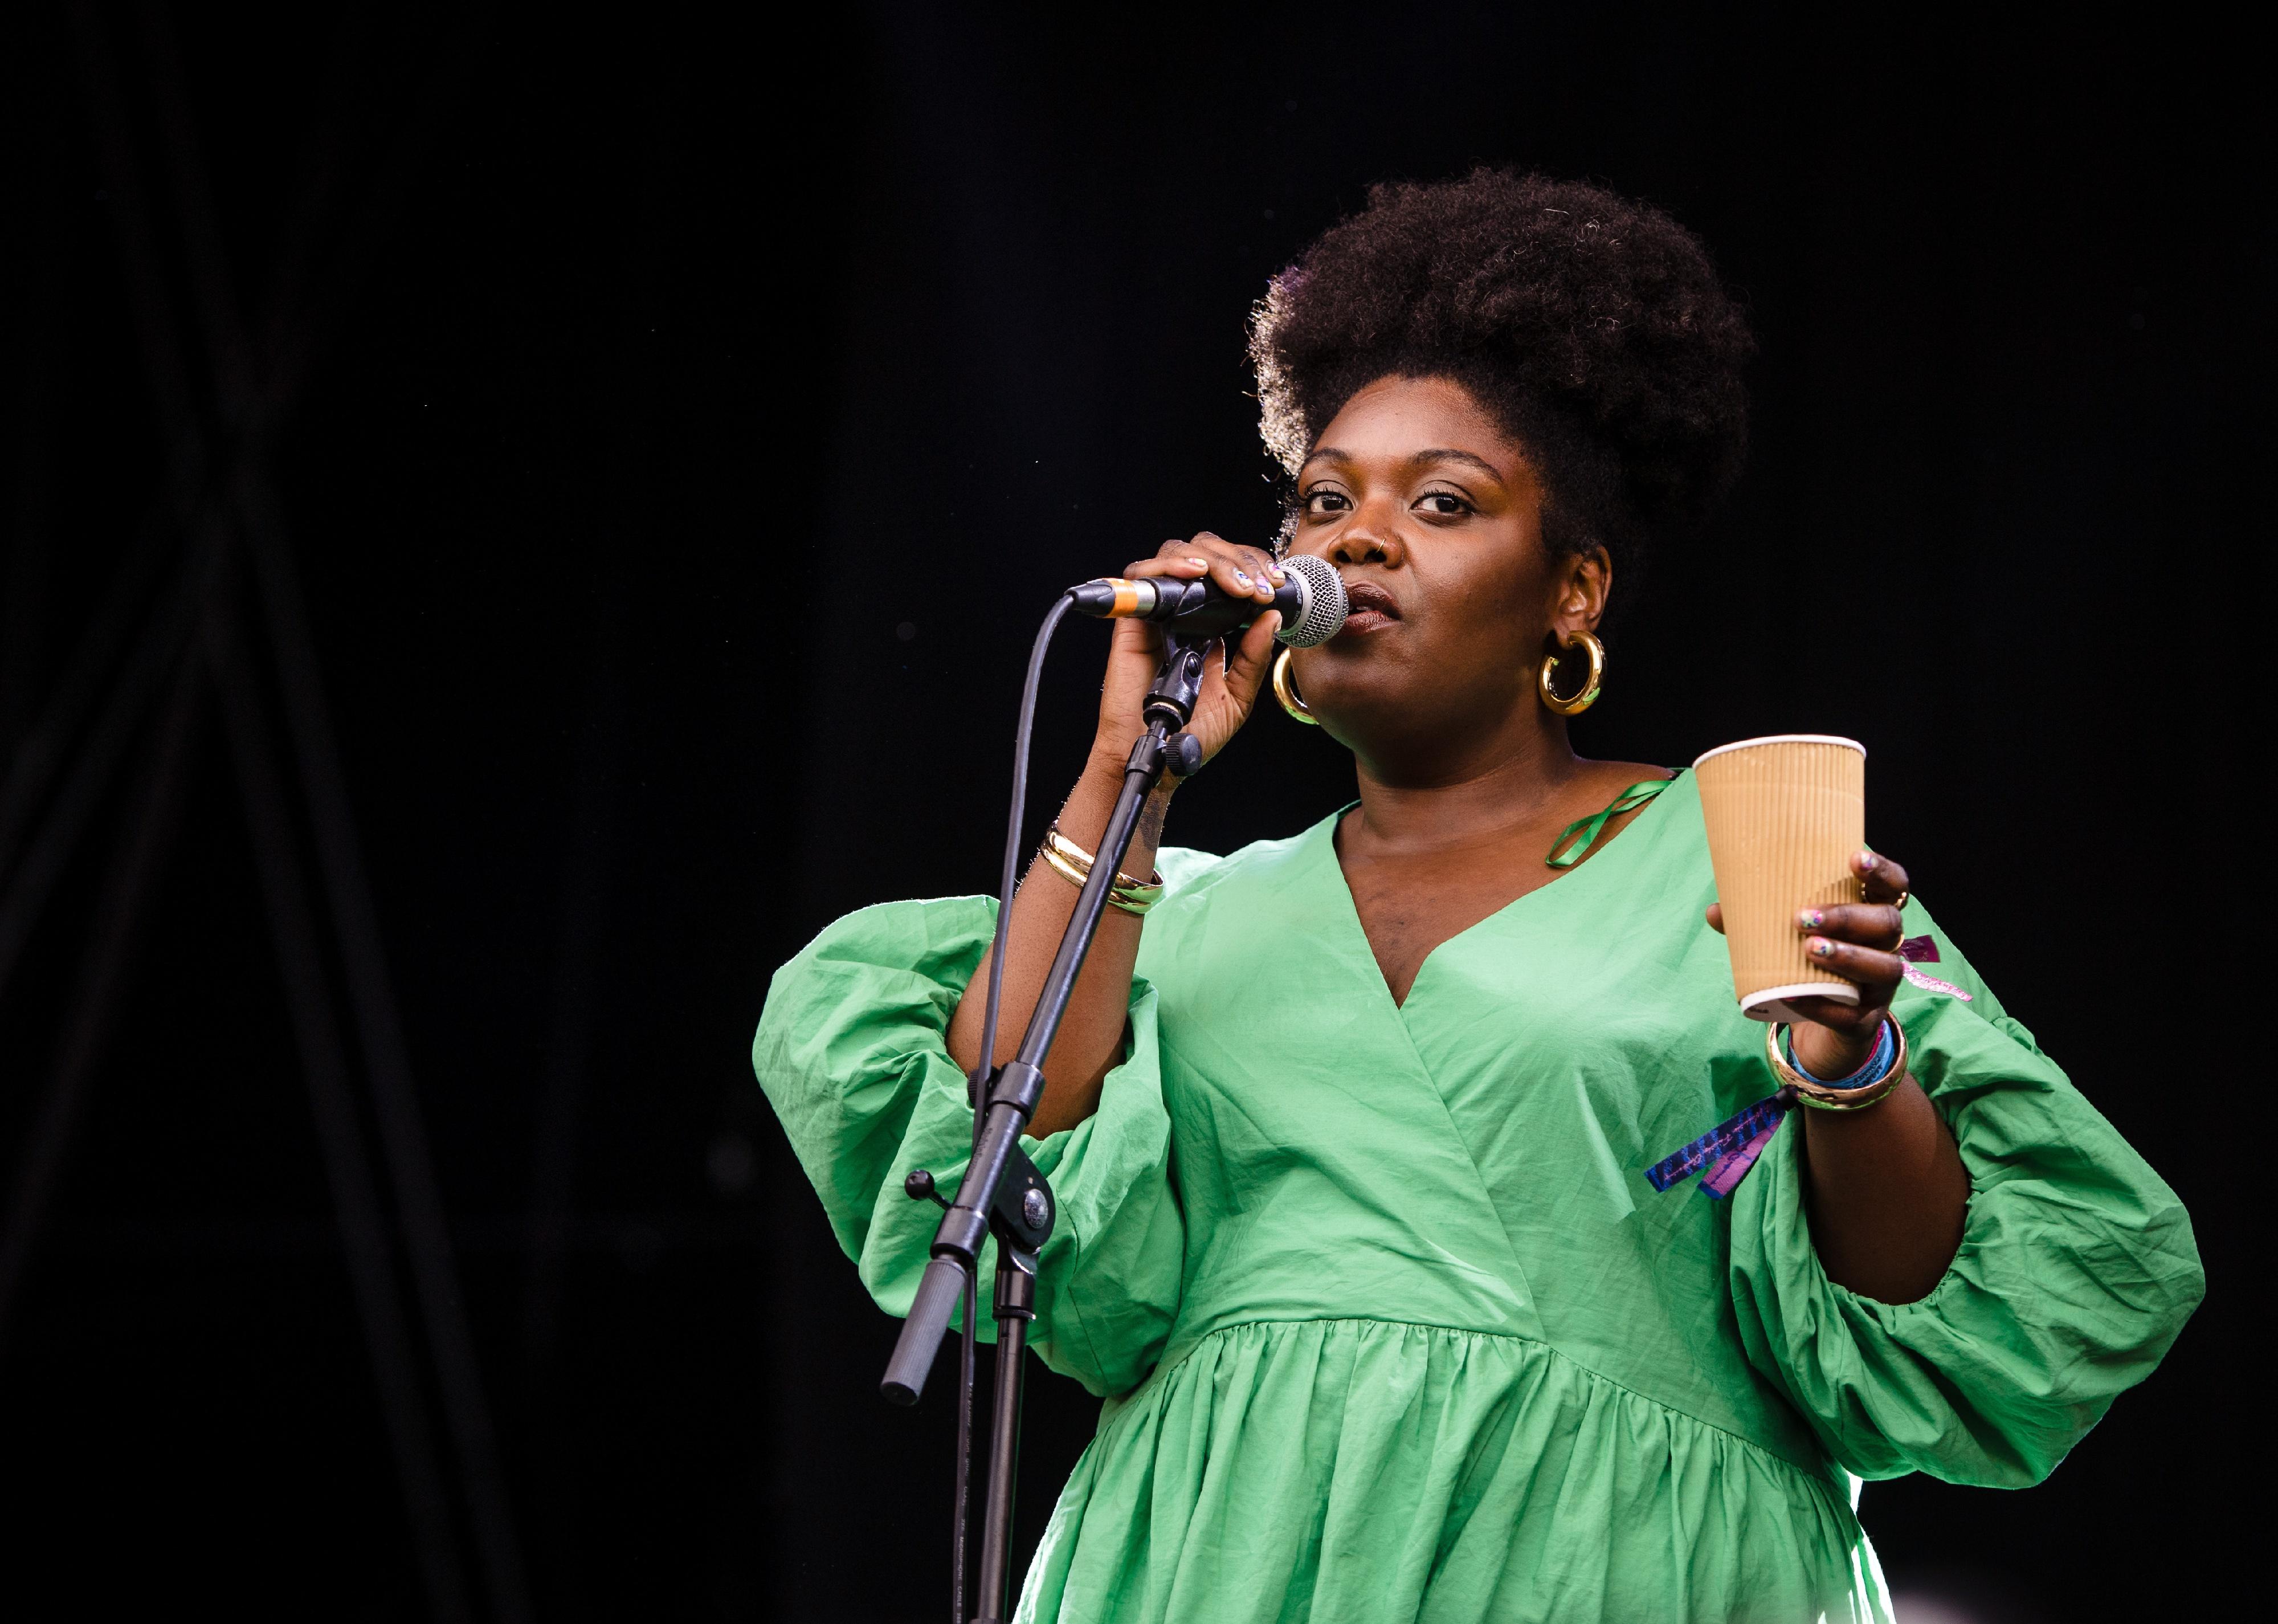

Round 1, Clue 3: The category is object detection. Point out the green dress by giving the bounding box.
[753,774,2201,1622]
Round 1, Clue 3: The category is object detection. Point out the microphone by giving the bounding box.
[1067,552,1347,648]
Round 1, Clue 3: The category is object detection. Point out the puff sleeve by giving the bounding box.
[1726,903,2204,1485]
[753,893,1185,1398]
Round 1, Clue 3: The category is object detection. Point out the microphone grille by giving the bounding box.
[1275,553,1348,648]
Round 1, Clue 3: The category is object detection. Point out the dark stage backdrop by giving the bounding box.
[0,4,2259,1620]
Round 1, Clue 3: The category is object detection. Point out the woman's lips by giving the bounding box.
[1338,580,1402,636]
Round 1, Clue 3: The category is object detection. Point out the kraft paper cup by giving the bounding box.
[1692,734,1867,1022]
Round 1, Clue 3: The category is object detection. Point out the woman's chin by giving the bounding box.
[1301,686,1419,751]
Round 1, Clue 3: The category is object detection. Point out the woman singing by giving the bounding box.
[754,171,2201,1622]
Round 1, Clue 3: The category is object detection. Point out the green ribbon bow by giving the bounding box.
[1545,777,1674,869]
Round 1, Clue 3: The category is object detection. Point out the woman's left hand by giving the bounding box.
[1707,848,1911,1079]
[1713,848,1965,1301]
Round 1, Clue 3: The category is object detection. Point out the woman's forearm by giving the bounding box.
[946,752,1176,1137]
[1798,1077,1970,1303]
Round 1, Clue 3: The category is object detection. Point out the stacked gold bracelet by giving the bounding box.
[1038,826,1165,917]
[1763,1018,1909,1111]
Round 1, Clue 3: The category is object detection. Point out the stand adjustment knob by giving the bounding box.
[1165,732,1205,777]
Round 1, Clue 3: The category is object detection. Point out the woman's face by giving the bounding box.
[1285,374,1607,776]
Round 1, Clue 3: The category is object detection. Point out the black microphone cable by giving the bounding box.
[953,588,1075,1624]
[974,590,1073,1129]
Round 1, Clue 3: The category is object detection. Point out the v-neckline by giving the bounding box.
[1304,772,1686,1014]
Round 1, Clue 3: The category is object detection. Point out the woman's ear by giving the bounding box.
[1549,547,1613,641]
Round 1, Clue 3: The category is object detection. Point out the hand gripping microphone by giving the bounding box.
[1068,552,1348,648]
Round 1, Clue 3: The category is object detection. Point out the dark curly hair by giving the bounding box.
[1250,170,1753,578]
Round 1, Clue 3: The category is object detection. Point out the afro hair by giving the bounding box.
[1250,170,1753,573]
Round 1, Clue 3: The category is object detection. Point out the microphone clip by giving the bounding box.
[1144,631,1209,730]
[1142,632,1211,776]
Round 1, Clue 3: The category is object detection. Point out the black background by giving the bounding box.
[0,3,2258,1619]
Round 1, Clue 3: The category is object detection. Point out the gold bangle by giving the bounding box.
[1042,827,1162,893]
[1040,840,1158,914]
[1763,1018,1908,1111]
[1039,826,1164,916]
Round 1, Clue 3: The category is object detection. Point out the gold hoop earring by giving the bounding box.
[1538,630,1605,716]
[1272,647,1318,725]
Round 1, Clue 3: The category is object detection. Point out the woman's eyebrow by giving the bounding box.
[1297,447,1507,481]
[1407,448,1506,482]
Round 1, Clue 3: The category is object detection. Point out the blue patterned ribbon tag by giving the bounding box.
[1645,1090,1794,1199]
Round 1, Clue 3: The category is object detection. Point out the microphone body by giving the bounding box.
[1068,553,1347,648]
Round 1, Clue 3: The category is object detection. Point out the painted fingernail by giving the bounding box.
[1856,849,1877,871]
[1233,570,1252,589]
[1268,566,1287,583]
[1798,908,1826,929]
[1809,937,1835,958]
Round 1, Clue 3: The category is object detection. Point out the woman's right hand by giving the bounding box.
[1090,532,1286,773]
[952,532,1283,1119]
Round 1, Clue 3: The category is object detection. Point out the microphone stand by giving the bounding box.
[883,629,1214,1624]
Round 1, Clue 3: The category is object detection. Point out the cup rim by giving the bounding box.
[1740,981,1861,1021]
[1692,733,1866,770]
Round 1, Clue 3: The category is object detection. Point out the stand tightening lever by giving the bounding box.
[884,1070,1058,1407]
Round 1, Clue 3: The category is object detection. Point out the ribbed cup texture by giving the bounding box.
[1693,737,1865,1019]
